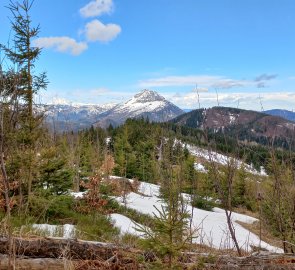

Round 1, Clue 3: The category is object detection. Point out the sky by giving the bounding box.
[1,0,295,111]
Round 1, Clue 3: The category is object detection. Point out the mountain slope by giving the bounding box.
[44,103,116,131]
[172,106,295,147]
[94,89,184,128]
[264,109,295,122]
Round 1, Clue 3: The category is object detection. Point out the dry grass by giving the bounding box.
[232,207,259,219]
[187,242,250,257]
[103,176,140,196]
[236,220,283,250]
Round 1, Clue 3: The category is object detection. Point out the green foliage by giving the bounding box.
[45,195,75,220]
[24,194,75,222]
[10,193,120,241]
[192,196,215,211]
[75,213,119,241]
[39,147,73,195]
[99,183,113,195]
[113,118,160,182]
[0,0,48,213]
[77,127,107,177]
[261,160,295,252]
[232,166,247,207]
[137,205,190,265]
[117,205,154,229]
[137,135,194,268]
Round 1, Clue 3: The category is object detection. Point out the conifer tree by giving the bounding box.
[138,136,192,268]
[232,165,247,207]
[1,0,48,199]
[39,147,72,196]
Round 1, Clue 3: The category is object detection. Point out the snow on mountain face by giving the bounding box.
[132,89,165,103]
[117,90,168,115]
[43,89,184,130]
[45,103,116,118]
[95,89,184,128]
[43,103,117,132]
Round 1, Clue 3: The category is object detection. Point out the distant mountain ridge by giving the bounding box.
[172,106,295,148]
[44,89,184,131]
[44,103,116,131]
[264,109,295,122]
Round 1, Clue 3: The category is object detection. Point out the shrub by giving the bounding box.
[192,196,215,211]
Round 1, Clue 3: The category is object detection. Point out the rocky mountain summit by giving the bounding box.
[44,89,184,131]
[94,89,184,128]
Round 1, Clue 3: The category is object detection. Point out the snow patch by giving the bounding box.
[194,163,208,173]
[186,144,268,176]
[110,213,148,236]
[113,180,282,253]
[70,191,86,198]
[229,113,237,124]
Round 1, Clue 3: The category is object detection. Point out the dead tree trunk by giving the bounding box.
[0,237,124,260]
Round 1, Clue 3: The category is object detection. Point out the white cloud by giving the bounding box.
[80,0,113,18]
[39,86,133,105]
[168,91,295,111]
[33,37,88,55]
[84,19,121,42]
[50,97,71,105]
[89,88,110,95]
[192,87,209,93]
[138,75,254,89]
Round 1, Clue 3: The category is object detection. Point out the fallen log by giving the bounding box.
[184,252,295,270]
[0,255,139,270]
[0,237,122,260]
[1,237,294,269]
[0,255,64,270]
[214,253,295,270]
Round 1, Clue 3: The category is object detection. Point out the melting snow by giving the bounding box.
[186,144,268,176]
[120,100,167,115]
[110,213,148,236]
[229,113,237,124]
[70,191,86,198]
[113,177,282,253]
[194,163,208,173]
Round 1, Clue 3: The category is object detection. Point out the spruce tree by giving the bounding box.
[232,165,247,207]
[138,136,192,268]
[39,147,72,196]
[1,0,48,199]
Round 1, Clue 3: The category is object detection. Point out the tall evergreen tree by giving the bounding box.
[1,0,48,199]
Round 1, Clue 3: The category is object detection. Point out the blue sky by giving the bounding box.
[1,0,295,111]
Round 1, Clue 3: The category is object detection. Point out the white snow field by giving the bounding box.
[112,177,283,253]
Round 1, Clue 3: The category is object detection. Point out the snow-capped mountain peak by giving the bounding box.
[44,90,185,130]
[121,89,168,114]
[94,89,184,128]
[131,89,165,103]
